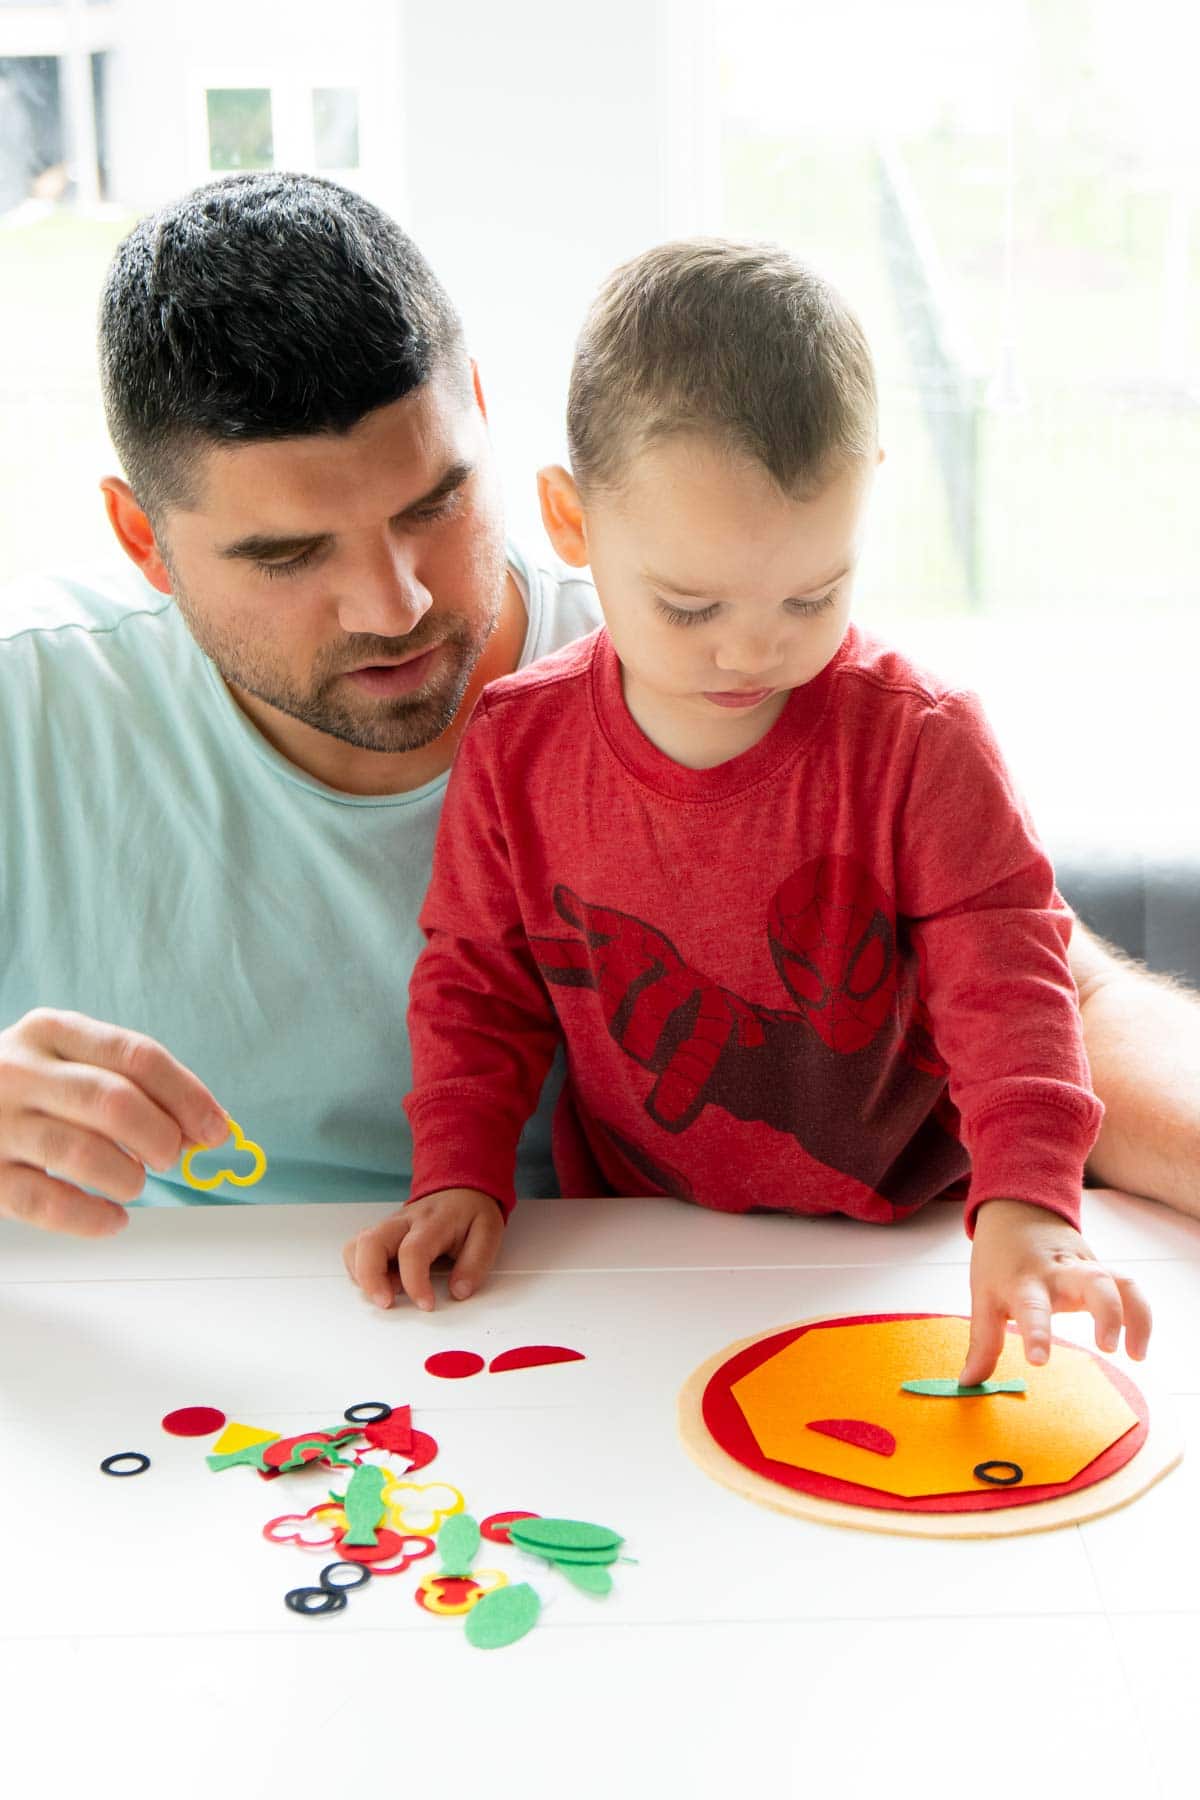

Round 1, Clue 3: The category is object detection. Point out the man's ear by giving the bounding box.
[537,464,589,567]
[470,359,489,423]
[100,478,173,595]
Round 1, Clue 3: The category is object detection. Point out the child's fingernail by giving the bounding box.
[418,1296,434,1313]
[451,1280,472,1299]
[202,1111,228,1145]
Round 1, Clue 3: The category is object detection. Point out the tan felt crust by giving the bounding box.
[678,1318,1183,1539]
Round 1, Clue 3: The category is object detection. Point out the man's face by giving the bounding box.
[581,436,874,738]
[156,368,507,756]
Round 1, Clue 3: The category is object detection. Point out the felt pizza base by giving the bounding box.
[678,1316,1181,1539]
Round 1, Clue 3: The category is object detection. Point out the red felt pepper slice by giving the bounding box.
[488,1346,585,1374]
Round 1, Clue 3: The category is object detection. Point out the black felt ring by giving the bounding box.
[320,1561,373,1593]
[973,1459,1024,1486]
[100,1452,151,1477]
[343,1402,392,1425]
[285,1585,349,1617]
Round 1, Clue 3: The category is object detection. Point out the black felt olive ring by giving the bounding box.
[285,1585,349,1616]
[100,1452,151,1477]
[319,1561,373,1593]
[973,1460,1024,1486]
[343,1402,393,1425]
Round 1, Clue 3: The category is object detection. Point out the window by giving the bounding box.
[205,87,274,173]
[312,87,359,170]
[717,0,1199,627]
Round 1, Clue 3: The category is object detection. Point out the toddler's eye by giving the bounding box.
[785,590,838,617]
[655,598,719,628]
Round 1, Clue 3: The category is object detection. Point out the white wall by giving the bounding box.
[398,0,716,551]
[101,0,717,555]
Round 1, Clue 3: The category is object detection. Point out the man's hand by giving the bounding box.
[342,1188,505,1312]
[961,1197,1153,1386]
[0,1008,229,1237]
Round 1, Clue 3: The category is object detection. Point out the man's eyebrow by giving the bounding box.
[218,460,476,561]
[644,563,851,600]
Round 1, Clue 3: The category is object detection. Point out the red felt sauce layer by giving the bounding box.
[701,1312,1149,1514]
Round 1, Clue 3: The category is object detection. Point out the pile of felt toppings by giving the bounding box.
[103,1367,628,1650]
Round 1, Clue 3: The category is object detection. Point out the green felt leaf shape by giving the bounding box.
[342,1464,388,1546]
[464,1583,541,1650]
[206,1443,271,1473]
[508,1518,623,1558]
[437,1512,481,1577]
[533,1544,620,1568]
[558,1560,613,1596]
[900,1379,1027,1397]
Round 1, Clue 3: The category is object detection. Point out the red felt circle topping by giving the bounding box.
[400,1429,439,1474]
[161,1406,227,1438]
[333,1528,406,1565]
[480,1510,541,1545]
[424,1351,485,1380]
[702,1312,1149,1514]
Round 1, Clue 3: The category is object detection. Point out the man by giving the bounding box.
[0,173,1196,1314]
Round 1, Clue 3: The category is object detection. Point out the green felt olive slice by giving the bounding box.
[558,1561,613,1596]
[508,1518,624,1557]
[465,1582,542,1649]
[900,1379,1027,1397]
[437,1512,481,1577]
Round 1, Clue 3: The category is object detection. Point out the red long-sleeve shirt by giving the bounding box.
[406,624,1101,1232]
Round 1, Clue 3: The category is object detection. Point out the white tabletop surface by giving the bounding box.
[3,1185,1198,1799]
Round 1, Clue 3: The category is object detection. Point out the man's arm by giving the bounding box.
[1070,920,1200,1217]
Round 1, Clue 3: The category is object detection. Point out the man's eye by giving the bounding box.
[655,598,719,627]
[410,494,462,525]
[257,547,320,580]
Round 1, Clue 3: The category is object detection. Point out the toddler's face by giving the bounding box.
[575,435,875,740]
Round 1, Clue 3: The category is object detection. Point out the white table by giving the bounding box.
[3,1188,1197,1799]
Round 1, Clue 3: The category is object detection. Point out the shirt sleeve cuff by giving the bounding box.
[405,1097,520,1221]
[962,1094,1104,1236]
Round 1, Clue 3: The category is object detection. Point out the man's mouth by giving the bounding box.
[344,646,440,697]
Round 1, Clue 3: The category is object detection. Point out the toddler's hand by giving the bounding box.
[342,1187,504,1313]
[961,1198,1152,1386]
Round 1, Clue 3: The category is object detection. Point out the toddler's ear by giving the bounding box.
[537,464,589,567]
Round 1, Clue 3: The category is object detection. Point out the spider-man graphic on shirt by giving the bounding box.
[530,854,967,1211]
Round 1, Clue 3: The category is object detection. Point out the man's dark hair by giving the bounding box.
[99,172,468,519]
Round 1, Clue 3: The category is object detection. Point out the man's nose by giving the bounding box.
[337,539,433,637]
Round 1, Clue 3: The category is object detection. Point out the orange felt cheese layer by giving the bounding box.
[713,1314,1146,1509]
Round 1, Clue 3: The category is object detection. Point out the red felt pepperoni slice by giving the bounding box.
[424,1350,485,1379]
[488,1346,585,1374]
[364,1406,412,1454]
[480,1510,541,1545]
[161,1406,227,1438]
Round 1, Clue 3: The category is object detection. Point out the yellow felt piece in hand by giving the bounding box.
[731,1316,1138,1497]
[182,1118,267,1192]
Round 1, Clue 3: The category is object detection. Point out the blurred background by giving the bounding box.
[0,0,1196,864]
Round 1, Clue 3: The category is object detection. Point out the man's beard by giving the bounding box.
[169,576,501,754]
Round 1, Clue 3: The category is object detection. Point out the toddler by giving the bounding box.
[366,240,1150,1383]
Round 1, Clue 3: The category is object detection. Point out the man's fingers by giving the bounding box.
[1114,1274,1153,1360]
[5,1114,146,1205]
[0,1163,129,1237]
[26,1011,227,1161]
[958,1302,1009,1387]
[448,1206,503,1300]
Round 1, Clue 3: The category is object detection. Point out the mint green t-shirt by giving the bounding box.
[0,545,600,1205]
